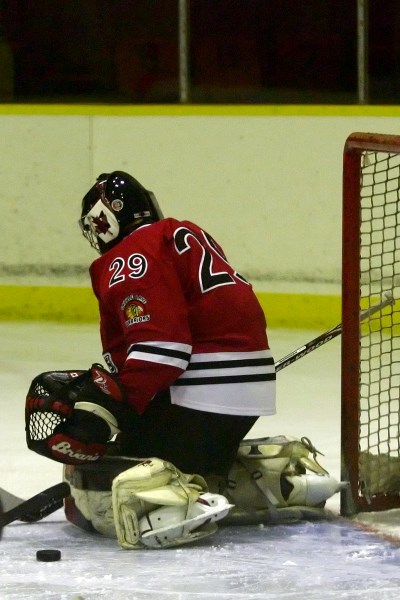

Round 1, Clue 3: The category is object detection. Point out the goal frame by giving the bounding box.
[341,132,400,516]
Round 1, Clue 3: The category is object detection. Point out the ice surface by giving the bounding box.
[1,322,400,599]
[3,514,400,600]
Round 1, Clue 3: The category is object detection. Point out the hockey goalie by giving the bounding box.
[25,171,341,549]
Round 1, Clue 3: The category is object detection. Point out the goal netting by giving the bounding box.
[341,132,400,516]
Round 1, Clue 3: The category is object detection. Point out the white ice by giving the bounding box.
[1,322,400,599]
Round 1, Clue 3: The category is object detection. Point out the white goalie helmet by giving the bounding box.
[138,493,233,549]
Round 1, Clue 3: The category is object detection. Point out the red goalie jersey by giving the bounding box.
[89,218,276,416]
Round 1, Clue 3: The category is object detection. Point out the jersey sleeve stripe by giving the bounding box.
[129,343,191,360]
[127,341,192,370]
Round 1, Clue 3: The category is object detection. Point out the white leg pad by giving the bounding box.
[112,457,232,549]
[224,436,341,522]
[139,492,233,548]
[70,487,116,537]
[285,473,342,506]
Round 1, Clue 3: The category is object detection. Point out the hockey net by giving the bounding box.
[341,132,400,517]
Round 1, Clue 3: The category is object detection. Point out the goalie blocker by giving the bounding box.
[63,436,342,549]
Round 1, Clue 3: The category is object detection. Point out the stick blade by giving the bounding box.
[17,482,70,523]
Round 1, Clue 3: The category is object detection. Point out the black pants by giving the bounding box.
[116,391,258,477]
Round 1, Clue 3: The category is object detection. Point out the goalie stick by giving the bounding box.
[0,292,394,533]
[0,456,138,533]
[275,291,395,372]
[0,482,70,538]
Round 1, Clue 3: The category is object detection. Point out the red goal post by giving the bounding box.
[341,132,400,516]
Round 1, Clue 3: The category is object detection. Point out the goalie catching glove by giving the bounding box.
[25,364,133,465]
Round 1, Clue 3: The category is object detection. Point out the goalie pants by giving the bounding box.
[113,390,257,477]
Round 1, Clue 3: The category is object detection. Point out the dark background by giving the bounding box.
[0,0,398,104]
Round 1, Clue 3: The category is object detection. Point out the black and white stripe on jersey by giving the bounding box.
[127,344,275,386]
[174,350,275,386]
[127,340,192,370]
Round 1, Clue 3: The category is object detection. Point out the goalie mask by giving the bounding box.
[80,171,164,254]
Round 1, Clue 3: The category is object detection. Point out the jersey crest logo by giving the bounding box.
[123,297,151,327]
[126,303,143,319]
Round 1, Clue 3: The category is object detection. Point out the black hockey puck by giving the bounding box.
[36,549,61,562]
